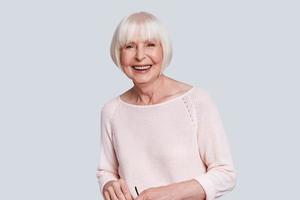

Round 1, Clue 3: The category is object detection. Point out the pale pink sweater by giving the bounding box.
[96,86,236,200]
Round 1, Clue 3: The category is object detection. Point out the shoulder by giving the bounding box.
[190,86,213,102]
[169,78,210,100]
[188,86,219,113]
[189,86,222,118]
[100,96,120,121]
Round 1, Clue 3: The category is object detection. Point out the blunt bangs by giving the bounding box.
[118,20,161,47]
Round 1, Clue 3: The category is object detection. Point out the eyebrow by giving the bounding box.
[145,39,158,43]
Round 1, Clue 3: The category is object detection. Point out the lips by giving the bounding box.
[132,65,152,71]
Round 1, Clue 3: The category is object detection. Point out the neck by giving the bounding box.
[132,74,167,105]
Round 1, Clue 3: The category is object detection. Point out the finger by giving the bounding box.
[108,186,118,200]
[104,191,111,200]
[137,190,148,200]
[113,182,126,200]
[135,194,143,200]
[119,179,133,200]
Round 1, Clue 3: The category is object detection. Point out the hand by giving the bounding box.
[135,179,206,200]
[135,184,177,200]
[103,178,134,200]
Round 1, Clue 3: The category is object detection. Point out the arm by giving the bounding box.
[96,105,120,195]
[192,92,237,200]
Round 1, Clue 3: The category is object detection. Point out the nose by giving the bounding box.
[135,46,145,61]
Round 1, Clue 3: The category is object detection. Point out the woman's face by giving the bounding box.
[120,37,163,85]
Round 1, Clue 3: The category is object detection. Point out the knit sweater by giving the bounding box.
[96,86,236,200]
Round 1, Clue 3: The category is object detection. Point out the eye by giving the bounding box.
[147,43,156,47]
[124,42,136,49]
[125,44,134,49]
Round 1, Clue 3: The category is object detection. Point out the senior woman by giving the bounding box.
[96,12,236,200]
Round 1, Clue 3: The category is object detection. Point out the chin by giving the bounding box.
[131,75,159,85]
[125,67,162,84]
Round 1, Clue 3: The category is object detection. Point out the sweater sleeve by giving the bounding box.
[96,103,120,195]
[192,91,237,200]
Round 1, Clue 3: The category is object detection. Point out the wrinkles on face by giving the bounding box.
[120,38,163,84]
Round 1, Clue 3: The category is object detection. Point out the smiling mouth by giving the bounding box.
[131,65,152,71]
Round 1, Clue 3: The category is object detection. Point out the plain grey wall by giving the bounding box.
[0,0,299,199]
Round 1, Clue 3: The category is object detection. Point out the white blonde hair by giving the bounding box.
[110,12,172,72]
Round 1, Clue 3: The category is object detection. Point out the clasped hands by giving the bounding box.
[102,178,205,200]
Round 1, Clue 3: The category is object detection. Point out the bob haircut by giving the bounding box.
[110,12,172,72]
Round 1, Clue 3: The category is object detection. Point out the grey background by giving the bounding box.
[0,0,299,199]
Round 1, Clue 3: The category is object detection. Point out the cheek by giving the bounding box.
[120,52,132,66]
[153,49,163,63]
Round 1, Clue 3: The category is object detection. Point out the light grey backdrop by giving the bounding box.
[0,0,299,199]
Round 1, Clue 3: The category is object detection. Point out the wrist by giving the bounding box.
[173,179,206,200]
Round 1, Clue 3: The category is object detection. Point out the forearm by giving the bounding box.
[172,179,206,200]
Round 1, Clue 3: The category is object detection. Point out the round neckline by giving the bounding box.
[118,86,195,108]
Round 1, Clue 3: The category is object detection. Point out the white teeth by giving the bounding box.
[132,65,151,70]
